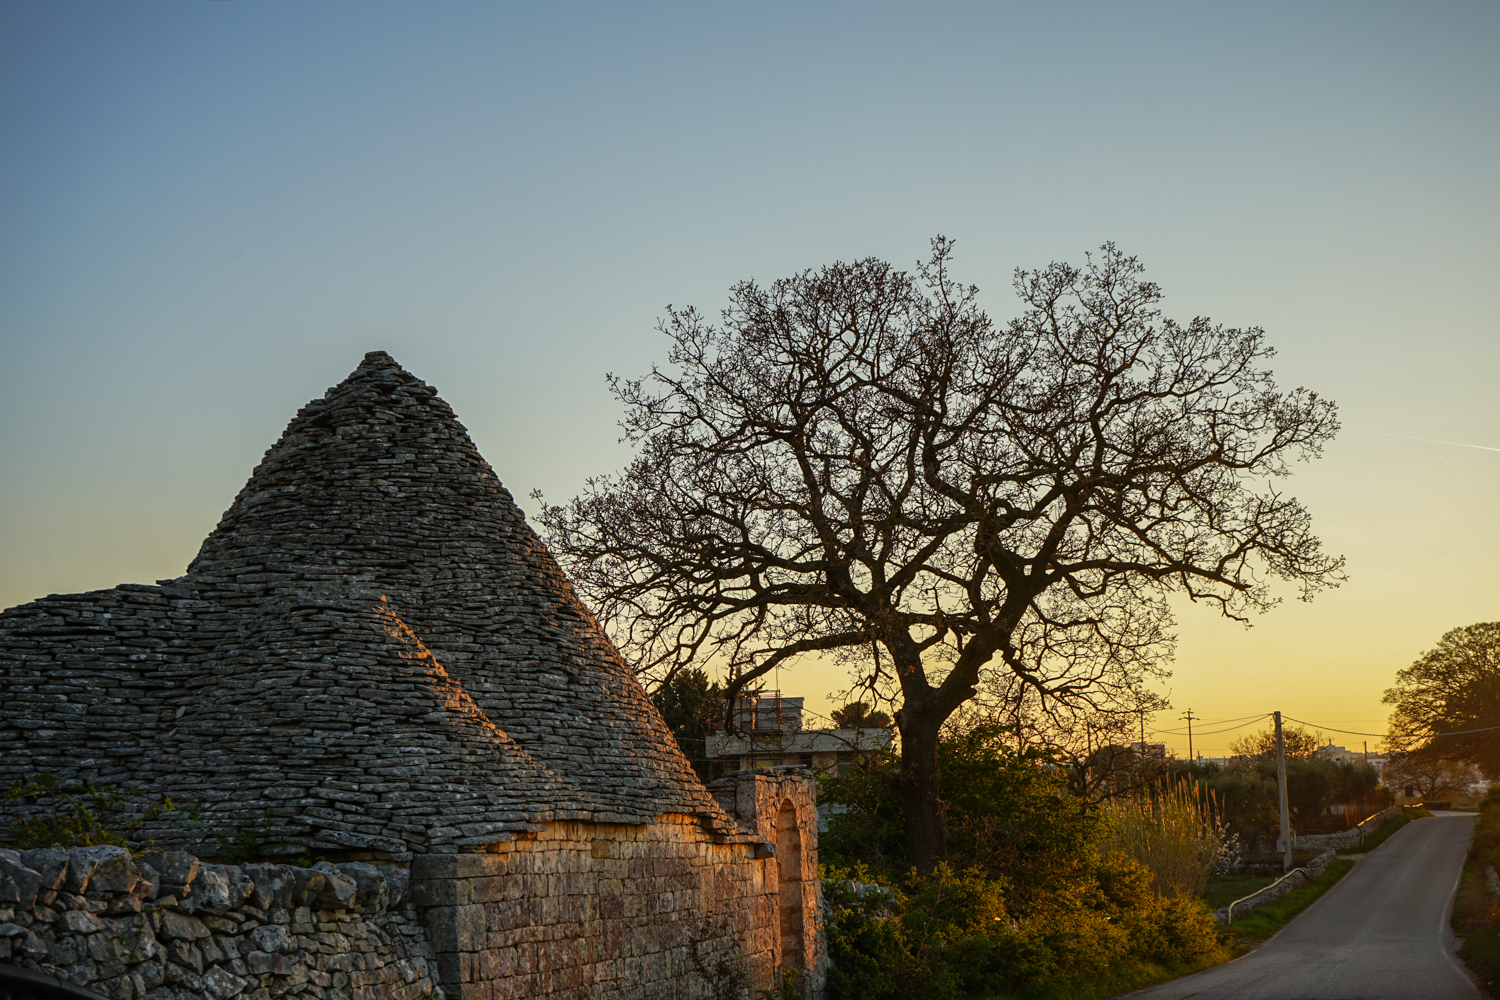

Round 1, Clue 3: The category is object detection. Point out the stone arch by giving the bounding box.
[776,797,804,972]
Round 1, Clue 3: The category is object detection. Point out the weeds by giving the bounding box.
[3,773,184,849]
[1100,778,1225,897]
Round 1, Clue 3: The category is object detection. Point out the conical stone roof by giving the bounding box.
[184,351,722,826]
[0,352,735,858]
[167,595,590,854]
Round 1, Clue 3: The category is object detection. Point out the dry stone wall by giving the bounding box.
[412,770,824,1000]
[1214,848,1336,924]
[0,845,435,1000]
[1292,806,1401,851]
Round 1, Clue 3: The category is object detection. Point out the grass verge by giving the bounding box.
[1224,859,1356,944]
[999,952,1233,1000]
[1202,871,1278,911]
[1453,786,1500,992]
[1338,813,1414,855]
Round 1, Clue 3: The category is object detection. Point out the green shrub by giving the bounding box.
[824,860,1227,1000]
[820,723,1230,998]
[1456,785,1500,990]
[820,723,1102,911]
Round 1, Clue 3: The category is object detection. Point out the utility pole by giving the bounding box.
[1275,711,1293,872]
[1363,741,1368,766]
[1182,709,1197,762]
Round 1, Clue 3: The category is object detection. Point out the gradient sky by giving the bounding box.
[3,2,1496,756]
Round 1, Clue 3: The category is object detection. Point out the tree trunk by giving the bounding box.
[897,708,946,873]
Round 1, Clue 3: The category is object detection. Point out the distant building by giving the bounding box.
[1315,744,1383,767]
[706,690,894,775]
[1192,756,1234,768]
[1130,741,1167,759]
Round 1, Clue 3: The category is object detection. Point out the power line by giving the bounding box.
[1182,716,1274,737]
[1282,715,1500,740]
[1150,713,1270,732]
[1148,715,1271,739]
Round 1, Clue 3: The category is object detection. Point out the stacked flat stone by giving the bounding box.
[0,352,734,858]
[0,844,435,999]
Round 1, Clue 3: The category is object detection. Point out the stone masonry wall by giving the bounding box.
[1292,805,1401,851]
[1214,848,1336,924]
[0,845,435,1000]
[412,770,824,1000]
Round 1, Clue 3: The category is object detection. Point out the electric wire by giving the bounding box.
[1147,714,1272,738]
[1147,713,1271,735]
[1281,715,1500,740]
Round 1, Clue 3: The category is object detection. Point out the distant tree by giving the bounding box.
[1228,724,1324,763]
[649,668,724,780]
[540,240,1344,870]
[1195,758,1380,841]
[1383,752,1480,802]
[830,701,893,730]
[1383,622,1500,776]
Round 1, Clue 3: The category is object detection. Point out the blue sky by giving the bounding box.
[3,1,1496,751]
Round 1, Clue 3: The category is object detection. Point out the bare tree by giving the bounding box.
[537,239,1343,870]
[1382,752,1481,802]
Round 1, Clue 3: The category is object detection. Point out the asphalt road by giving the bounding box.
[1119,811,1480,1000]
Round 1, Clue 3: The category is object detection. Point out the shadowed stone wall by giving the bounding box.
[412,770,824,1000]
[0,845,435,1000]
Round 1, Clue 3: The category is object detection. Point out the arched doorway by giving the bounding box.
[776,799,804,972]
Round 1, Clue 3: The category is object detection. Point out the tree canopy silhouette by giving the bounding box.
[538,239,1344,869]
[1227,724,1324,762]
[830,701,893,730]
[1384,621,1500,775]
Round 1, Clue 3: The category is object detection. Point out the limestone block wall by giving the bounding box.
[705,769,824,990]
[411,770,824,1000]
[0,845,436,1000]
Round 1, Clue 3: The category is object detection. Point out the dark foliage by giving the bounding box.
[821,722,1102,911]
[1226,724,1324,762]
[1385,621,1500,776]
[649,667,725,780]
[1189,759,1382,841]
[831,701,893,730]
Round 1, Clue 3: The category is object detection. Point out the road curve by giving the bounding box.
[1118,811,1479,1000]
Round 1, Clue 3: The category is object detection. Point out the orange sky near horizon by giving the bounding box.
[2,4,1496,752]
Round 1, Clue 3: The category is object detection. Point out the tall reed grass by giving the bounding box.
[1101,778,1226,897]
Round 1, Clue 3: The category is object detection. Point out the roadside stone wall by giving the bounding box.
[0,845,435,1000]
[1215,848,1335,923]
[1293,805,1401,851]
